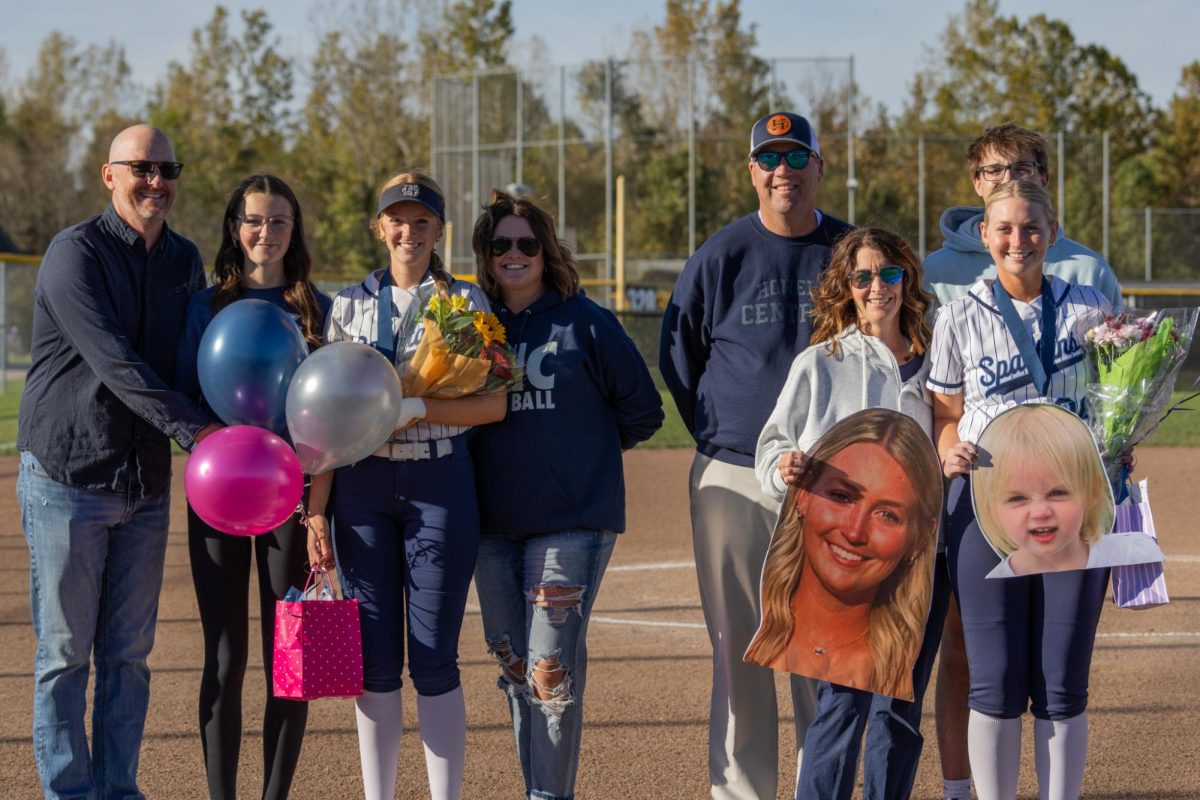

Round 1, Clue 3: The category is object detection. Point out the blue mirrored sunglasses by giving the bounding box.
[848,265,905,289]
[751,149,813,171]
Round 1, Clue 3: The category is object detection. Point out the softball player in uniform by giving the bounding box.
[305,172,506,800]
[928,180,1111,800]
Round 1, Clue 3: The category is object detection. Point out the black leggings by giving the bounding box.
[187,504,310,800]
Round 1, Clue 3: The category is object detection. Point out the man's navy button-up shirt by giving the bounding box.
[17,204,211,497]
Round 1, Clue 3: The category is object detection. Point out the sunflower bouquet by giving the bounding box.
[401,291,523,399]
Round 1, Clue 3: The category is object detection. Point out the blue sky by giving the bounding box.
[4,0,1196,114]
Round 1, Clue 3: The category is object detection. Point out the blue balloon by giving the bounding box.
[197,299,309,434]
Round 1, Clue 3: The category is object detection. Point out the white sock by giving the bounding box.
[417,686,466,800]
[354,688,404,800]
[1034,713,1088,800]
[944,776,973,799]
[967,710,1021,800]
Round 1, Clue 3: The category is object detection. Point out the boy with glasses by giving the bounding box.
[923,122,1121,800]
[923,122,1122,309]
[660,111,852,800]
[18,124,219,799]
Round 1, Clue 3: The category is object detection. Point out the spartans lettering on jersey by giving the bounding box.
[511,341,556,412]
[978,334,1084,397]
[740,278,813,326]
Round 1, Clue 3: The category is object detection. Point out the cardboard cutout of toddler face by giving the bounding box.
[971,402,1163,578]
[744,409,942,701]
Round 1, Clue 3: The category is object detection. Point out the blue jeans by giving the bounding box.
[473,530,617,800]
[796,553,953,800]
[19,450,172,800]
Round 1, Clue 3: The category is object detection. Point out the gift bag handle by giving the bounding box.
[300,565,336,600]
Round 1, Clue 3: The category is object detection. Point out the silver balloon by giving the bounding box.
[285,341,404,474]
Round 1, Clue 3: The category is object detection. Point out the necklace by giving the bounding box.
[796,625,869,657]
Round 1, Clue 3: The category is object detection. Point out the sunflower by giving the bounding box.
[473,311,507,345]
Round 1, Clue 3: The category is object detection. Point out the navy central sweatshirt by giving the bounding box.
[471,289,664,536]
[659,211,852,466]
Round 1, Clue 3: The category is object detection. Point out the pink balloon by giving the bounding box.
[185,425,304,536]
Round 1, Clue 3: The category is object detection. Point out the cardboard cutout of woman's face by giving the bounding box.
[745,409,942,700]
[798,442,919,605]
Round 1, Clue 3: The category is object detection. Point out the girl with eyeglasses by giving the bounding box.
[927,180,1112,800]
[173,174,331,800]
[468,190,662,800]
[304,171,506,800]
[755,226,948,800]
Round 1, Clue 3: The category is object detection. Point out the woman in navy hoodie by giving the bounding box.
[470,190,663,800]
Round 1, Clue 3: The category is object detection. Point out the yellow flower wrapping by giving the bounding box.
[401,319,492,399]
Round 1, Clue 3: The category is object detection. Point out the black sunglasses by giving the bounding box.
[848,265,905,289]
[489,236,542,258]
[110,160,185,180]
[751,149,813,171]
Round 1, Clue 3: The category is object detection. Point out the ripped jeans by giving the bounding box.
[474,530,617,800]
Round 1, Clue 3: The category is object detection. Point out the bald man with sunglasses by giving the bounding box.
[18,124,219,799]
[660,111,852,800]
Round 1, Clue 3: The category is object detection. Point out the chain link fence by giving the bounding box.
[430,60,1200,316]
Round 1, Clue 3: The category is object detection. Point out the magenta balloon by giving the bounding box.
[184,425,304,536]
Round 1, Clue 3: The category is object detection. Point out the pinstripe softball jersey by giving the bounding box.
[324,267,492,443]
[927,275,1110,443]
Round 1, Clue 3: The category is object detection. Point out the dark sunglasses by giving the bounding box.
[848,265,905,289]
[110,160,185,180]
[751,149,813,171]
[489,236,542,258]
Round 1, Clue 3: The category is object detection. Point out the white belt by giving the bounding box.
[372,438,454,461]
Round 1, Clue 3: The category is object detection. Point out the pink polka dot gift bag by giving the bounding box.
[273,567,364,700]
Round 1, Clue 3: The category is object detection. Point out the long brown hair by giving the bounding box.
[808,227,933,358]
[212,174,324,348]
[744,410,942,697]
[471,189,580,304]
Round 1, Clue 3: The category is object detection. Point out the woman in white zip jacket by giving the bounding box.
[755,227,945,800]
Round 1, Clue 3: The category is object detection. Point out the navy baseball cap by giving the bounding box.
[749,112,820,157]
[376,181,445,221]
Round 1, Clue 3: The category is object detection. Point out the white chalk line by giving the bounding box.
[591,616,707,629]
[470,559,1200,638]
[608,560,695,572]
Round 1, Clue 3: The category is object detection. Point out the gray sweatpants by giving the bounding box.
[690,452,818,800]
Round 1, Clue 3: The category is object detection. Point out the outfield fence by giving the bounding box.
[5,253,1200,391]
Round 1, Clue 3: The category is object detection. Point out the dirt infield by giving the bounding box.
[1,448,1198,799]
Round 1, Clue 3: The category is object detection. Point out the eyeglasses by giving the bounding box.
[751,149,813,171]
[974,161,1040,183]
[848,265,905,289]
[239,216,294,234]
[489,236,542,258]
[109,160,184,180]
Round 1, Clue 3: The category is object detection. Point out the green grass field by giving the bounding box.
[642,388,1200,450]
[1,384,1197,454]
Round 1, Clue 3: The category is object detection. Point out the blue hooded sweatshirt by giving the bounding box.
[922,205,1122,309]
[471,289,663,536]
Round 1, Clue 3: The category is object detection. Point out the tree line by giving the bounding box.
[1,0,1198,282]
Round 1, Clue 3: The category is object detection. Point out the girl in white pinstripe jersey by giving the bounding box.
[304,172,506,800]
[928,180,1111,800]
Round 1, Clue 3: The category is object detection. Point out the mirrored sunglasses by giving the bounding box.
[751,149,813,171]
[848,265,905,289]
